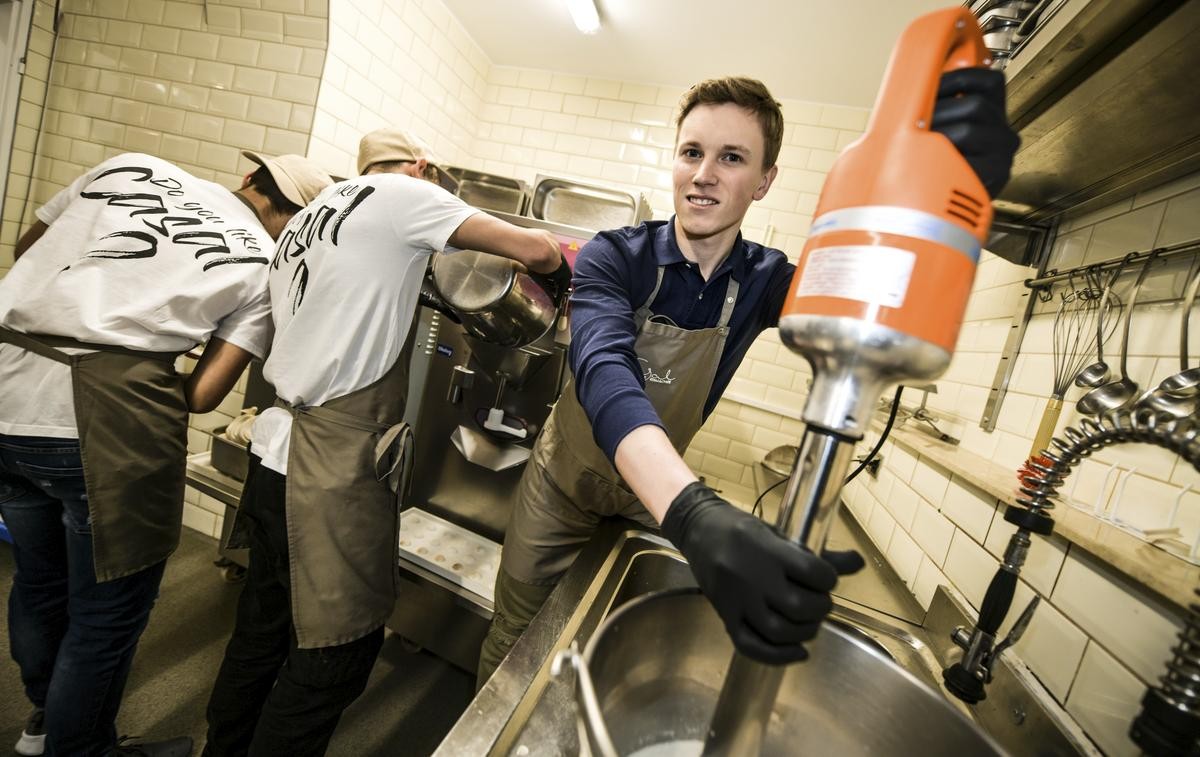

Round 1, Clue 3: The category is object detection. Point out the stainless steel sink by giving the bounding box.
[437,521,977,756]
[575,536,945,693]
[436,515,1094,756]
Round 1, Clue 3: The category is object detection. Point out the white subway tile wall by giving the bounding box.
[1,0,56,272]
[1066,642,1149,757]
[0,0,329,539]
[306,0,489,178]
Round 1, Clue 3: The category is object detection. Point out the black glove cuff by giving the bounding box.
[531,256,572,302]
[661,480,718,546]
[418,281,462,324]
[550,255,571,285]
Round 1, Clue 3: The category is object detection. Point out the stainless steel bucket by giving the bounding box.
[554,588,1004,757]
[431,248,556,348]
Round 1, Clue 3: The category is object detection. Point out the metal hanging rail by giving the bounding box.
[1025,238,1200,291]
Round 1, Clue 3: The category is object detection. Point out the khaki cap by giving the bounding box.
[241,151,333,208]
[357,127,457,192]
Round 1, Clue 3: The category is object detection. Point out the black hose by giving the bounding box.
[845,385,905,485]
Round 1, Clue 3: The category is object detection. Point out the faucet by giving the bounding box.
[943,551,1043,702]
[945,407,1200,705]
[1130,587,1200,755]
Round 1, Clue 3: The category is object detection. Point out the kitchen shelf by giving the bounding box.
[884,423,1199,611]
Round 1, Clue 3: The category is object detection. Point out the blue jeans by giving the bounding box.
[0,433,167,757]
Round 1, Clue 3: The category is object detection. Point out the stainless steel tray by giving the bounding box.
[209,427,249,481]
[529,175,650,232]
[443,167,528,215]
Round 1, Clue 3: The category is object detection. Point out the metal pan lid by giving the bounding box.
[431,249,517,313]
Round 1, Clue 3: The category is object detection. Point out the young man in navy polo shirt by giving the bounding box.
[478,72,1018,683]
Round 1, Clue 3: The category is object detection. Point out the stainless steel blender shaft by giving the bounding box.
[701,427,855,755]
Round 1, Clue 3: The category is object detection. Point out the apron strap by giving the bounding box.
[276,397,391,435]
[716,277,741,329]
[0,327,74,365]
[633,266,666,329]
[275,397,413,495]
[0,327,180,364]
[631,271,741,332]
[374,422,414,497]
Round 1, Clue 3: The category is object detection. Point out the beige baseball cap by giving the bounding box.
[241,151,334,208]
[356,127,457,191]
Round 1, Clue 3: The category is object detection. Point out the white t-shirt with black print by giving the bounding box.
[0,152,276,438]
[251,173,478,475]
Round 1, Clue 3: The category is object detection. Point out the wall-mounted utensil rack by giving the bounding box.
[980,237,1200,432]
[1026,239,1200,292]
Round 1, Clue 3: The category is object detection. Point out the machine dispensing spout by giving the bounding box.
[482,374,528,440]
[446,365,474,405]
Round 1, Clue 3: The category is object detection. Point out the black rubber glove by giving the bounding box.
[418,276,462,324]
[661,481,864,665]
[530,254,572,303]
[931,68,1020,198]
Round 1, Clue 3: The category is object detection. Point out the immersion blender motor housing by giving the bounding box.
[778,8,994,441]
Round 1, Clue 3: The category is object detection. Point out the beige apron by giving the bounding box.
[501,267,740,584]
[277,341,415,649]
[0,328,187,582]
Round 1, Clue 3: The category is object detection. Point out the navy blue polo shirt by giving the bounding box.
[568,218,795,462]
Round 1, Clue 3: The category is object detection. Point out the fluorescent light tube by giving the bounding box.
[565,0,600,34]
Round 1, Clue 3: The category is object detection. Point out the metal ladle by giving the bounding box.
[1074,254,1134,388]
[1139,265,1200,418]
[1077,249,1161,415]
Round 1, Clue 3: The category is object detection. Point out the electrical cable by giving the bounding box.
[845,385,905,484]
[750,386,905,519]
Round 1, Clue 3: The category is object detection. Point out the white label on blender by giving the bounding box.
[795,245,916,308]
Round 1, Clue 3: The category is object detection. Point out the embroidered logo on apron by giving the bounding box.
[638,357,677,385]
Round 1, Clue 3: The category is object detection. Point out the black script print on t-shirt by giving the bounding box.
[273,183,376,313]
[78,165,268,271]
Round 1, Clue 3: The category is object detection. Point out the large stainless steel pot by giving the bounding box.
[431,248,557,349]
[554,588,1004,757]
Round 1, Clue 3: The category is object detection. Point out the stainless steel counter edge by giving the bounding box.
[185,452,243,507]
[433,520,641,756]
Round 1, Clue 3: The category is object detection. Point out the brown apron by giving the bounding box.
[277,345,414,649]
[0,328,187,582]
[501,267,740,584]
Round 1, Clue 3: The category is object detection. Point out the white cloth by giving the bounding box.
[0,153,276,438]
[251,173,478,474]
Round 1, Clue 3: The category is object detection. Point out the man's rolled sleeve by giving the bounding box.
[567,233,663,462]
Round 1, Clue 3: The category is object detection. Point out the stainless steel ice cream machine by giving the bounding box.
[390,179,650,671]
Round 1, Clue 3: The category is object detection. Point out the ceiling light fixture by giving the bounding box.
[565,0,600,34]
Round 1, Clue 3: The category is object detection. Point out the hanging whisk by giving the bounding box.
[1031,266,1122,456]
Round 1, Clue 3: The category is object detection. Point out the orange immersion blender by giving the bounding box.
[703,7,995,753]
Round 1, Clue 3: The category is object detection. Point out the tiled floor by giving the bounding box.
[0,529,474,756]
